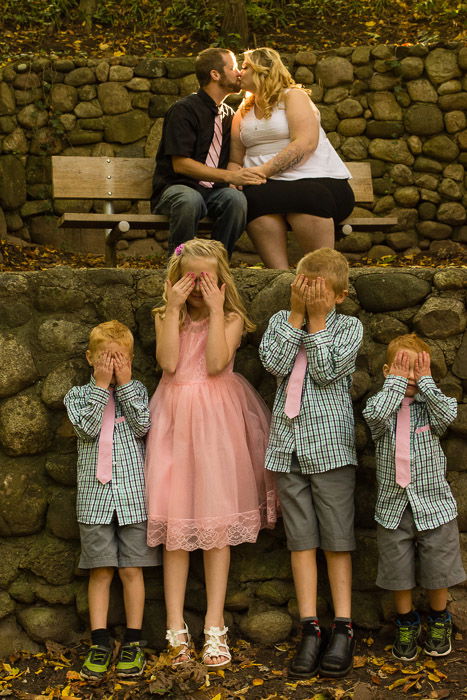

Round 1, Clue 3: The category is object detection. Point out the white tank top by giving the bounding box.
[239,92,351,181]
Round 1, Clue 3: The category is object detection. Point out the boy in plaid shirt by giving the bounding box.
[64,321,160,680]
[260,249,363,679]
[363,333,465,661]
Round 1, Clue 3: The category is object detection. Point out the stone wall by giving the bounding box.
[0,266,466,656]
[0,43,466,264]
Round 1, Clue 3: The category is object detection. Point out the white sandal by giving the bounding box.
[202,625,231,669]
[165,623,192,666]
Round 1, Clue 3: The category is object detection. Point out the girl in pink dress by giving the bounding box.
[145,238,276,669]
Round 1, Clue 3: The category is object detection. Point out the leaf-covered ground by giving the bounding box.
[1,628,466,700]
[0,0,465,66]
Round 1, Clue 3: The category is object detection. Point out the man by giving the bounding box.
[151,48,265,256]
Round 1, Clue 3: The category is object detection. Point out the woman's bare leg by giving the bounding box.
[247,214,289,269]
[287,213,335,252]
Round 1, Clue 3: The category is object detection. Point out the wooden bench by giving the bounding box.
[52,156,398,265]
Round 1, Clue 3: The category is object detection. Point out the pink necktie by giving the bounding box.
[199,110,223,188]
[96,389,115,484]
[395,397,414,488]
[284,346,307,419]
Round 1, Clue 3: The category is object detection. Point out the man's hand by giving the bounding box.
[227,168,266,187]
[113,351,132,386]
[165,274,195,311]
[93,351,114,389]
[389,350,411,378]
[414,351,431,382]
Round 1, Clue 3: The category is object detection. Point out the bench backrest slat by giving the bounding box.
[52,157,374,203]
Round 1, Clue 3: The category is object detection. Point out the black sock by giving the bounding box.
[429,608,448,620]
[123,628,143,644]
[91,628,111,648]
[333,617,353,636]
[397,610,419,624]
[300,617,320,634]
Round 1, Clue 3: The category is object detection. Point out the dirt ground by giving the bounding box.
[1,624,466,700]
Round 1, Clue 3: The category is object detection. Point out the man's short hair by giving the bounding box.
[386,333,431,366]
[296,248,349,295]
[88,320,134,355]
[196,48,232,87]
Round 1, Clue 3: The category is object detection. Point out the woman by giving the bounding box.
[229,47,354,269]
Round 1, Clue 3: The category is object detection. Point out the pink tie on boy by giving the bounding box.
[96,389,115,485]
[199,109,223,188]
[284,346,308,419]
[395,397,414,488]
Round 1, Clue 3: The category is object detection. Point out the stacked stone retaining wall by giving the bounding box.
[0,266,466,655]
[0,43,466,264]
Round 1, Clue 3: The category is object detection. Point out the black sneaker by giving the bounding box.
[392,613,421,662]
[319,621,355,678]
[80,644,112,680]
[288,622,324,679]
[424,612,452,657]
[116,640,147,677]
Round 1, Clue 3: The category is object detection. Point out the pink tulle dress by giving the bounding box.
[145,314,277,551]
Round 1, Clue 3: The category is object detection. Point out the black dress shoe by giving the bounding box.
[318,622,355,678]
[288,623,324,679]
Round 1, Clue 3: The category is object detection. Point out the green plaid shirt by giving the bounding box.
[363,374,458,531]
[259,309,363,474]
[64,377,151,525]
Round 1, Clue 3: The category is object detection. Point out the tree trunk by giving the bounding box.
[79,0,97,34]
[221,0,249,47]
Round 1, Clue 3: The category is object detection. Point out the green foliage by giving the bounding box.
[2,0,77,27]
[162,0,220,37]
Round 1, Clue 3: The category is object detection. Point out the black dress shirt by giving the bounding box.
[151,89,234,207]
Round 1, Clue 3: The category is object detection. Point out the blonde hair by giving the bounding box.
[240,47,307,119]
[386,333,431,366]
[153,239,255,334]
[296,248,349,295]
[88,320,134,355]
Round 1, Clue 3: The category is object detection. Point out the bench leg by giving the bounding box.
[104,221,130,266]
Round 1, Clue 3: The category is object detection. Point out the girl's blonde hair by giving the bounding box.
[152,239,255,334]
[240,47,308,119]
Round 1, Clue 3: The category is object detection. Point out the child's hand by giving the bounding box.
[200,272,225,314]
[306,277,335,319]
[113,351,132,386]
[389,350,411,378]
[93,351,114,389]
[165,274,195,310]
[414,351,431,382]
[290,274,308,316]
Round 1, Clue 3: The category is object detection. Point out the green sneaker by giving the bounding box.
[80,644,112,680]
[116,640,146,677]
[424,612,452,657]
[392,614,421,662]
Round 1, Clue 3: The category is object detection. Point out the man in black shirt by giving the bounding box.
[152,48,265,256]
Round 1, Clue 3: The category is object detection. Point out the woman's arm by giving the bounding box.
[254,89,320,178]
[228,110,246,168]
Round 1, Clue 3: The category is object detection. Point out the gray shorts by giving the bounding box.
[376,507,466,590]
[79,518,161,569]
[273,456,356,552]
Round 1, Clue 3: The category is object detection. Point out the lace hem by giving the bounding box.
[148,494,277,551]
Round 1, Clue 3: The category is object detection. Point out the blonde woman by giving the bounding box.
[145,239,276,669]
[229,47,354,269]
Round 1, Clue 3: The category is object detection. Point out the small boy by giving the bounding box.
[259,248,363,679]
[64,320,160,680]
[363,333,465,661]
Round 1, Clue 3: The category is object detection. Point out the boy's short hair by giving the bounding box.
[88,320,134,355]
[386,333,431,365]
[296,248,349,294]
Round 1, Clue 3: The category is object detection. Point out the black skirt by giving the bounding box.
[244,177,355,225]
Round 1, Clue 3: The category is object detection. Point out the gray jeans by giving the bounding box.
[154,184,247,256]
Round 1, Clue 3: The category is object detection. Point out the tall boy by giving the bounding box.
[363,334,465,661]
[64,320,160,680]
[259,248,363,679]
